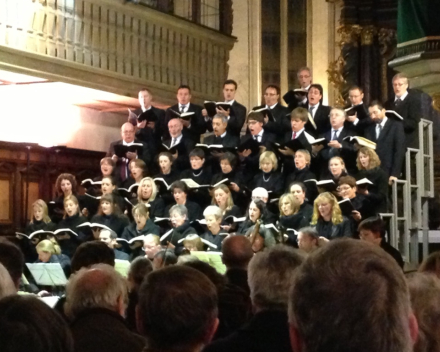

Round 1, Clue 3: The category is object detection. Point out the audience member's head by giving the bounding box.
[70,241,115,273]
[99,229,118,249]
[143,234,161,260]
[288,239,418,352]
[183,260,226,291]
[0,295,74,352]
[127,256,153,291]
[137,265,218,351]
[65,264,127,319]
[248,245,304,312]
[297,227,320,253]
[222,236,253,270]
[0,263,16,298]
[358,216,386,246]
[418,251,440,279]
[153,249,177,270]
[36,239,61,263]
[407,273,440,352]
[0,238,24,289]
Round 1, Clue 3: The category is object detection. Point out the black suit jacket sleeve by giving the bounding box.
[390,121,406,177]
[228,101,247,136]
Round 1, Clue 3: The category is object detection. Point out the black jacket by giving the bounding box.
[162,135,196,173]
[165,200,203,222]
[228,101,247,136]
[307,103,332,136]
[57,213,88,257]
[204,132,240,149]
[165,103,205,143]
[314,216,352,239]
[91,214,130,237]
[356,167,389,213]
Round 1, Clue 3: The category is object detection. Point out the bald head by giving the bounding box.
[222,236,253,269]
[121,122,135,143]
[168,118,183,139]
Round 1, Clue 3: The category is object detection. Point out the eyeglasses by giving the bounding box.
[337,186,352,192]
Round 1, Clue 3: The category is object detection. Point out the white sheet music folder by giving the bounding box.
[26,263,67,286]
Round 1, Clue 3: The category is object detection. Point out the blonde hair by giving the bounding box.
[137,177,158,203]
[182,236,204,251]
[278,193,301,216]
[356,147,381,170]
[211,184,234,213]
[295,149,311,166]
[36,239,61,255]
[63,195,80,219]
[311,192,344,225]
[30,199,51,224]
[259,151,278,171]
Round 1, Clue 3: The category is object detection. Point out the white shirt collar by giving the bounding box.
[378,116,388,128]
[309,102,320,109]
[179,104,189,111]
[304,84,311,90]
[123,140,135,146]
[395,91,408,101]
[220,131,227,138]
[266,103,278,109]
[293,128,305,136]
[226,99,235,105]
[172,134,183,144]
[141,106,152,112]
[332,126,344,133]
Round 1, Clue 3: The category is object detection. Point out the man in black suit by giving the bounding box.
[165,85,205,143]
[345,86,373,135]
[239,111,277,182]
[284,66,312,113]
[107,122,152,183]
[316,108,357,175]
[162,118,196,173]
[384,73,421,149]
[261,84,289,139]
[306,84,332,135]
[365,101,405,185]
[204,115,239,148]
[203,79,247,137]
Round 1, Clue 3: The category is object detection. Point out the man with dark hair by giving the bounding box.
[203,114,240,148]
[165,85,205,143]
[70,241,115,273]
[260,84,289,138]
[304,83,332,135]
[99,229,130,261]
[136,265,219,351]
[152,249,177,269]
[221,236,253,295]
[0,238,24,290]
[365,100,405,184]
[205,245,305,352]
[358,216,404,268]
[384,73,421,148]
[288,239,417,352]
[297,227,320,253]
[345,85,373,134]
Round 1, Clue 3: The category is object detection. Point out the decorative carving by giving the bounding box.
[361,26,377,46]
[337,25,362,47]
[327,56,347,107]
[432,93,440,112]
[378,28,397,102]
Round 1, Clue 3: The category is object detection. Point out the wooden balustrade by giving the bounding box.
[0,0,235,103]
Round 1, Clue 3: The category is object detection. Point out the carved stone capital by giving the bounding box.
[337,25,362,47]
[327,56,347,107]
[378,28,397,58]
[361,25,376,46]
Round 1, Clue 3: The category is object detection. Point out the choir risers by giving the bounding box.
[0,0,235,104]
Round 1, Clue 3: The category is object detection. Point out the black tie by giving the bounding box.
[332,130,338,141]
[395,98,402,107]
[180,105,186,113]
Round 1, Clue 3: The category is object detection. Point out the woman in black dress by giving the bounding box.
[251,151,284,198]
[211,184,242,232]
[135,177,165,221]
[154,152,180,206]
[51,173,81,223]
[91,193,129,238]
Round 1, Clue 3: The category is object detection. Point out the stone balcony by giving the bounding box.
[0,0,236,104]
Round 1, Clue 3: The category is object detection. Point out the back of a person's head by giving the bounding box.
[128,256,153,289]
[0,295,73,352]
[137,265,218,351]
[70,241,115,273]
[407,272,440,352]
[0,263,16,298]
[65,264,127,319]
[248,245,304,311]
[182,260,226,290]
[289,239,415,352]
[0,238,24,288]
[418,250,440,278]
[222,236,253,270]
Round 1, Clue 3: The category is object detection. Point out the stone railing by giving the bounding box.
[0,0,236,103]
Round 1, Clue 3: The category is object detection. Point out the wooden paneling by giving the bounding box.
[0,179,11,222]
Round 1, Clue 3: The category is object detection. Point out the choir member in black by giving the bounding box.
[365,101,406,185]
[239,111,277,183]
[326,156,348,185]
[237,200,276,249]
[338,176,375,236]
[51,173,80,224]
[165,85,205,143]
[284,149,317,203]
[36,239,71,277]
[261,84,289,138]
[278,193,308,232]
[179,148,212,209]
[154,152,180,206]
[310,192,351,239]
[165,181,203,222]
[101,176,126,214]
[17,199,56,262]
[135,88,167,149]
[356,147,389,213]
[163,118,196,172]
[251,151,284,197]
[284,67,312,113]
[201,206,228,250]
[211,184,242,232]
[135,177,165,220]
[306,84,332,135]
[91,193,129,237]
[211,152,246,208]
[318,108,357,175]
[99,229,130,261]
[107,122,153,184]
[278,107,312,175]
[94,157,116,183]
[56,195,88,257]
[122,159,147,190]
[289,182,314,223]
[162,204,198,254]
[345,86,373,134]
[384,73,421,149]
